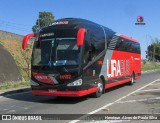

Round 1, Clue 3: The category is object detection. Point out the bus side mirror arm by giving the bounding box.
[22,33,35,50]
[77,28,85,47]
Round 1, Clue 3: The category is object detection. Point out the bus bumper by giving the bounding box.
[32,87,97,97]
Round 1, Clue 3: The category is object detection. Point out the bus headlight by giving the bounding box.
[31,80,39,86]
[67,79,82,86]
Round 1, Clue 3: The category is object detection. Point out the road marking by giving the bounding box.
[151,83,160,85]
[69,78,160,123]
[113,79,160,103]
[116,97,160,104]
[138,88,160,92]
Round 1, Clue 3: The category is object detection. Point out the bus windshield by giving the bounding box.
[32,38,80,67]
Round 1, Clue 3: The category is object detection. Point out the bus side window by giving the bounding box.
[83,41,91,65]
[83,45,96,63]
[90,45,102,60]
[83,50,90,65]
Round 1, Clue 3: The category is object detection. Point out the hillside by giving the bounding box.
[0,30,33,81]
[0,30,24,42]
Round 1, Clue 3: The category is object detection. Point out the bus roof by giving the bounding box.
[41,18,115,33]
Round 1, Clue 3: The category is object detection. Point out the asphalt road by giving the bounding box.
[0,71,160,123]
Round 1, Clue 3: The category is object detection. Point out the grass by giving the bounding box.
[0,81,30,91]
[0,37,33,91]
[142,62,160,71]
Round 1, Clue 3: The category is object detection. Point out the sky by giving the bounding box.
[0,0,160,59]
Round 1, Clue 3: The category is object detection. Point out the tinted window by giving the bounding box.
[115,38,140,54]
[85,23,105,50]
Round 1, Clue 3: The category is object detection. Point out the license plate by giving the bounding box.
[48,89,57,92]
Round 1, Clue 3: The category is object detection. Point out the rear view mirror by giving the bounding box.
[77,28,85,47]
[22,33,35,50]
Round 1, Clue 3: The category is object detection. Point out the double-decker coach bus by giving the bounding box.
[22,18,141,98]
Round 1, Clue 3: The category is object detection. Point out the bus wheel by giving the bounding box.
[92,80,104,98]
[129,73,135,85]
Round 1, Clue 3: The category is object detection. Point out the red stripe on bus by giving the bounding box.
[105,78,131,89]
[119,34,138,43]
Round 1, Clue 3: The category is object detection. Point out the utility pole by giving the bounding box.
[146,35,152,61]
[146,35,149,61]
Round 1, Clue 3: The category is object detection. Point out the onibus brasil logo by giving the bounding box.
[135,16,146,25]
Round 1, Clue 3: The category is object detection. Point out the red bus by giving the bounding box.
[22,18,141,98]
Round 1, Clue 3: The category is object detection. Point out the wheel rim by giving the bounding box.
[131,75,134,83]
[97,82,103,93]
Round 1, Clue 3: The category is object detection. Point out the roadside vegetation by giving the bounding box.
[0,38,33,81]
[0,81,30,91]
[0,38,32,91]
[0,11,55,91]
[142,62,160,71]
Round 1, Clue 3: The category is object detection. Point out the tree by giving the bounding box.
[32,11,55,33]
[147,38,160,61]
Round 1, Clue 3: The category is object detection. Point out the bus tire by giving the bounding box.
[92,79,104,98]
[129,73,135,85]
